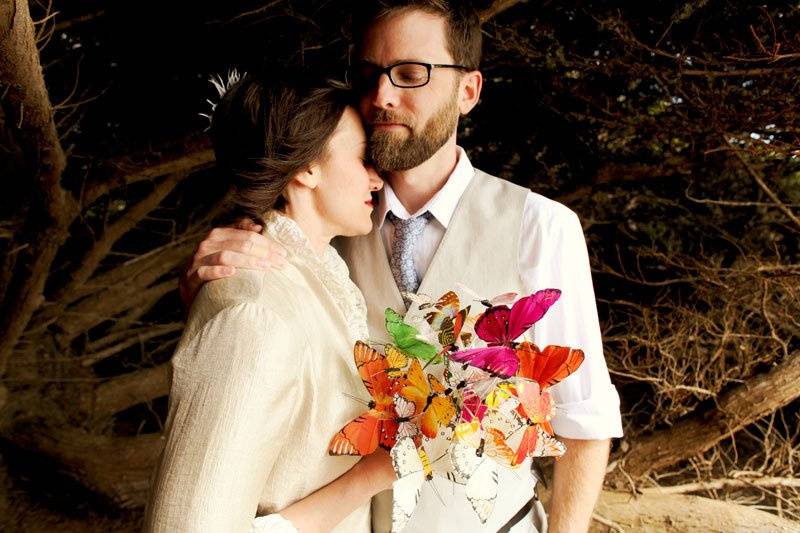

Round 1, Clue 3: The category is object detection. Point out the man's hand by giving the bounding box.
[548,437,610,533]
[179,219,288,310]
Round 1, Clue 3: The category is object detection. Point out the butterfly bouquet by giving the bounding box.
[328,288,585,531]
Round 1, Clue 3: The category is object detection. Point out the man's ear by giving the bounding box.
[458,70,483,115]
[292,164,321,189]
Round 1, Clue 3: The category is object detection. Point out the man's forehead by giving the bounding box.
[358,9,452,64]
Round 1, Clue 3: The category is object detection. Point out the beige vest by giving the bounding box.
[337,170,540,532]
[337,169,529,341]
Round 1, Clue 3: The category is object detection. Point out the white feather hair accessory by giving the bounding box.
[199,68,246,130]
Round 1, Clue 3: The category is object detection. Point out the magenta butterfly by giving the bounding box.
[449,289,561,378]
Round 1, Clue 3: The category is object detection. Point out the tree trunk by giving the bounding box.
[0,0,75,374]
[622,352,800,477]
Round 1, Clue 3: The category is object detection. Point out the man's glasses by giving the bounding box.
[349,61,471,89]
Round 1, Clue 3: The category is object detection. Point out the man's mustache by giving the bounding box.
[370,110,413,129]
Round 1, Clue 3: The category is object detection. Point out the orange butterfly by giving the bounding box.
[511,380,564,465]
[516,342,585,389]
[422,291,471,352]
[328,341,400,456]
[400,359,456,439]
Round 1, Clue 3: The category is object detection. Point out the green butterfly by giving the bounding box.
[384,308,440,363]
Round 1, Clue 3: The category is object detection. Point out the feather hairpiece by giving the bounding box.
[199,68,246,130]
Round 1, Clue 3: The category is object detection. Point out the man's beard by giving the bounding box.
[368,88,460,172]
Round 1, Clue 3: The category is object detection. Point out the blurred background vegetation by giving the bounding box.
[1,0,798,530]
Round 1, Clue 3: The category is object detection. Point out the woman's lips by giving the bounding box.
[365,200,374,207]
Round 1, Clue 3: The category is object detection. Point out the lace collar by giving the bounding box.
[263,211,369,341]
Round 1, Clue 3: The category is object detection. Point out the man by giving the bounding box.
[181,2,622,531]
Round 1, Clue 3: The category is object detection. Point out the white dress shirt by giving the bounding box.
[377,147,623,439]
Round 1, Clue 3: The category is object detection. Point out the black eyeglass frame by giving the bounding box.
[349,61,473,89]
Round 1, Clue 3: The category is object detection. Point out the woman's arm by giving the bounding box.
[262,450,395,533]
[145,303,298,532]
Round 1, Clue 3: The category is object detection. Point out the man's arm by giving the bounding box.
[518,195,622,531]
[179,219,287,308]
[548,437,611,533]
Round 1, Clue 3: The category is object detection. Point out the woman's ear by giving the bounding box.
[292,163,321,190]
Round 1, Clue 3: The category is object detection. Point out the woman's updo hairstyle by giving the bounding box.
[210,68,352,223]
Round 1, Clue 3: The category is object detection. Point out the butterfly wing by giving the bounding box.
[473,305,512,344]
[512,425,539,466]
[385,344,410,379]
[329,413,383,456]
[385,308,439,362]
[460,387,488,423]
[450,345,519,378]
[506,289,561,340]
[400,359,429,414]
[331,342,399,453]
[420,395,456,439]
[391,437,425,533]
[515,380,554,424]
[393,394,420,442]
[516,342,585,388]
[354,341,396,401]
[450,440,499,523]
[532,426,567,458]
[483,427,516,468]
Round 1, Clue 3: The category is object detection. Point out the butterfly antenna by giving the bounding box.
[341,392,370,406]
[428,477,447,507]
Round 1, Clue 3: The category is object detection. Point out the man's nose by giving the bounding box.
[370,73,400,109]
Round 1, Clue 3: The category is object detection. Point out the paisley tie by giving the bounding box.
[387,210,432,300]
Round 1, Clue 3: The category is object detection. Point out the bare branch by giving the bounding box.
[479,0,523,24]
[57,173,184,303]
[622,351,800,477]
[93,363,170,417]
[80,323,183,367]
[81,135,213,208]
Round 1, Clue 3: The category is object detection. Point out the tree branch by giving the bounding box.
[81,135,213,208]
[57,173,185,303]
[622,351,800,477]
[93,363,170,417]
[479,0,523,24]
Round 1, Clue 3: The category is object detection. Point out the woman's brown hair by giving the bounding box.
[210,70,352,223]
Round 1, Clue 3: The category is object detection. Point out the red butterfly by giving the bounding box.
[328,341,401,455]
[450,289,562,378]
[515,342,585,388]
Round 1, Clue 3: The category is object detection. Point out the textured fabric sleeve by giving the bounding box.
[519,194,623,439]
[144,303,301,532]
[250,513,299,533]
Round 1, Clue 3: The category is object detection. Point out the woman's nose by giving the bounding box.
[369,168,384,191]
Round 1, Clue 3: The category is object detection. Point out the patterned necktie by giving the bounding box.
[387,210,432,298]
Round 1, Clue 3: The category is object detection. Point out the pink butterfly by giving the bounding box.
[449,289,561,378]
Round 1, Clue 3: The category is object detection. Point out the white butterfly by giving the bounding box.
[393,394,420,441]
[390,437,431,532]
[448,422,516,523]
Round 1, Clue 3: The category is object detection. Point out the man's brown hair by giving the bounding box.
[352,1,482,69]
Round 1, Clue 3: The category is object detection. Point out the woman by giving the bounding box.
[144,71,394,532]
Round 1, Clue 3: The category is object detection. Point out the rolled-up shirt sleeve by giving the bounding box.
[519,193,623,440]
[144,302,300,532]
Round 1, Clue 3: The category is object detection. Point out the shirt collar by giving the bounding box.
[377,146,475,229]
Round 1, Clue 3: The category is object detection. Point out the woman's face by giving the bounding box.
[315,106,383,237]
